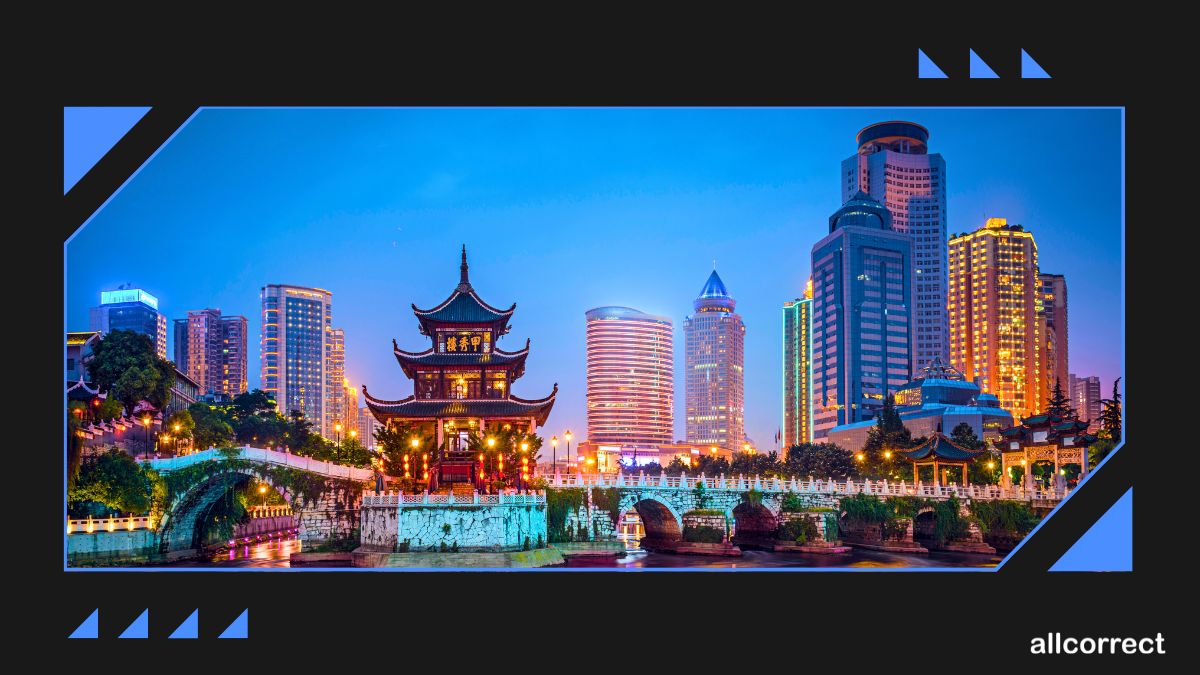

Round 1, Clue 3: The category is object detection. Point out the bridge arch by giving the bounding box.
[731,501,778,547]
[158,466,294,555]
[619,495,683,544]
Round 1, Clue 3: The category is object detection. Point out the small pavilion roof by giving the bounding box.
[897,433,985,462]
[392,338,530,379]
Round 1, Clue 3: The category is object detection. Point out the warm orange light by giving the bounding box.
[350,430,357,438]
[411,438,420,449]
[987,461,995,469]
[884,450,892,459]
[520,442,528,452]
[856,453,865,462]
[487,437,495,448]
[174,424,181,433]
[565,431,572,442]
[335,423,342,432]
[551,436,558,447]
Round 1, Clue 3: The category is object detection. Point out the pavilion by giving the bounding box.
[896,432,986,487]
[998,413,1097,490]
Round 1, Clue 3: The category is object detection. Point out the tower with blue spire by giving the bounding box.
[684,265,746,453]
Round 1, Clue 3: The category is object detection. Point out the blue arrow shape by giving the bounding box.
[969,49,999,78]
[169,609,199,639]
[68,609,99,639]
[63,106,151,193]
[218,609,248,639]
[1050,488,1133,572]
[1021,49,1051,78]
[118,609,149,639]
[918,50,947,78]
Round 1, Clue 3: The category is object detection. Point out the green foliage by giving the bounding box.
[730,451,781,477]
[780,491,806,513]
[783,442,859,480]
[839,492,893,525]
[86,330,174,412]
[1099,377,1122,444]
[692,481,711,509]
[887,495,926,518]
[68,449,162,516]
[950,422,984,450]
[860,397,921,480]
[375,422,436,476]
[928,497,970,545]
[681,525,725,543]
[969,500,1038,538]
[777,516,819,543]
[637,462,664,476]
[1044,377,1076,419]
[591,487,623,527]
[664,457,688,476]
[741,488,764,506]
[685,509,725,516]
[1088,438,1116,469]
[823,513,839,542]
[189,402,235,450]
[96,398,125,421]
[546,487,586,543]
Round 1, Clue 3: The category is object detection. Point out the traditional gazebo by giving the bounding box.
[998,413,1097,490]
[897,432,985,487]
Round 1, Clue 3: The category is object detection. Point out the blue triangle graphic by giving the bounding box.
[169,609,199,639]
[68,609,99,639]
[118,609,149,639]
[969,49,999,78]
[1021,49,1051,78]
[63,106,151,194]
[918,50,947,78]
[218,609,248,639]
[1050,488,1133,572]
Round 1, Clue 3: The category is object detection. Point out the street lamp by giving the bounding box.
[259,484,267,508]
[550,436,558,476]
[334,423,343,462]
[173,423,181,455]
[141,416,152,459]
[565,430,572,474]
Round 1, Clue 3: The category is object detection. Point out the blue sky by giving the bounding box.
[66,108,1123,448]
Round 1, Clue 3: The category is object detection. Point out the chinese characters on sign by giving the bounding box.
[440,331,491,353]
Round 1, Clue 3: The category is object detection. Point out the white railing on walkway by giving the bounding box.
[140,446,374,482]
[68,515,153,534]
[249,505,293,518]
[544,473,1065,502]
[361,490,546,507]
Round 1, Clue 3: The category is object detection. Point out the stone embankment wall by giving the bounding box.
[361,503,548,552]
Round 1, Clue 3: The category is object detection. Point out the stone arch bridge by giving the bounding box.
[548,472,1062,549]
[144,447,372,559]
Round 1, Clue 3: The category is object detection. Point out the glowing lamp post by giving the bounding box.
[551,436,558,476]
[141,416,152,459]
[565,430,573,474]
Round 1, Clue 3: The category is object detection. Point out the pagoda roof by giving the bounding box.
[897,433,985,462]
[392,338,530,379]
[362,383,557,426]
[998,413,1097,447]
[412,246,515,335]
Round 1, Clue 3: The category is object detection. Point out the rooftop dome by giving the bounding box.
[828,191,892,233]
[694,270,736,313]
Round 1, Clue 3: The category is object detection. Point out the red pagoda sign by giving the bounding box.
[363,246,556,491]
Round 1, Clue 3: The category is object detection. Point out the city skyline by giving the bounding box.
[65,108,1123,449]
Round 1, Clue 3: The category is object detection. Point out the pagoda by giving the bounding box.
[363,246,557,491]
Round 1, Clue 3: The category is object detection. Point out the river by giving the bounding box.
[173,534,998,569]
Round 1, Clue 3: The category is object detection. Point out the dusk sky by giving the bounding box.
[66,108,1123,449]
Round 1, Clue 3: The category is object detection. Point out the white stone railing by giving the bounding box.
[361,490,546,507]
[68,515,153,534]
[544,473,1065,502]
[141,446,374,482]
[249,505,293,518]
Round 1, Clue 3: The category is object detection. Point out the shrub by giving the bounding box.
[682,525,725,543]
[777,517,819,543]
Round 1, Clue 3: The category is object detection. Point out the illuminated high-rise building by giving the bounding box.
[358,405,381,450]
[260,284,333,436]
[173,309,248,397]
[90,287,168,359]
[843,121,948,372]
[326,327,346,438]
[585,306,674,446]
[1069,374,1102,431]
[1039,273,1069,404]
[782,278,813,448]
[684,270,745,451]
[948,218,1045,420]
[811,193,914,439]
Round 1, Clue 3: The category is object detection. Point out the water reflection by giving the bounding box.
[178,535,302,567]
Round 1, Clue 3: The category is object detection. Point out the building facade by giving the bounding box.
[89,288,168,359]
[173,309,248,397]
[811,193,914,439]
[842,121,948,372]
[684,270,745,452]
[260,284,333,436]
[357,405,381,450]
[1039,273,1069,402]
[781,278,813,447]
[326,327,347,438]
[1069,373,1102,431]
[948,218,1045,420]
[585,306,674,447]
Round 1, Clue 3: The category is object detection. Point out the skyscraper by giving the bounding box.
[843,121,948,373]
[1069,374,1102,431]
[90,288,168,359]
[782,278,813,448]
[1039,273,1069,402]
[684,270,745,451]
[811,193,914,439]
[948,218,1045,420]
[585,306,674,446]
[326,327,346,439]
[174,308,248,397]
[260,284,333,436]
[358,405,381,450]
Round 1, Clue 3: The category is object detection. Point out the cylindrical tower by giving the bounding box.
[585,306,674,446]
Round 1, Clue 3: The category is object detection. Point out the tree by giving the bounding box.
[861,396,917,480]
[949,422,984,450]
[664,456,688,476]
[96,398,124,421]
[85,330,174,412]
[188,402,234,450]
[1098,377,1122,444]
[730,451,781,477]
[374,422,435,476]
[1044,377,1075,418]
[783,442,858,480]
[1088,438,1116,469]
[164,409,195,445]
[68,448,160,515]
[284,409,315,450]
